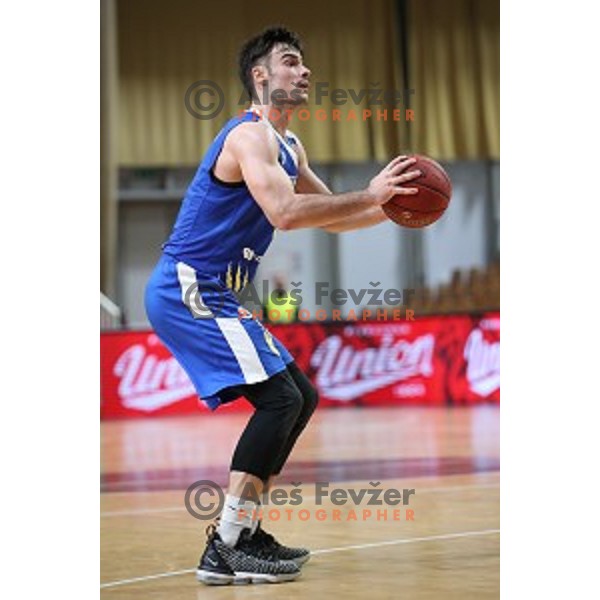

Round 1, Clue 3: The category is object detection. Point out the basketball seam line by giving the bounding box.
[412,180,451,200]
[389,184,449,214]
[387,202,446,216]
[417,157,452,186]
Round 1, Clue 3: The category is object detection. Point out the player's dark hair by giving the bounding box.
[238,26,304,101]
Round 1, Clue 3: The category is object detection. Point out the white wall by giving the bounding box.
[422,162,490,288]
[255,228,333,316]
[117,203,178,328]
[334,163,408,315]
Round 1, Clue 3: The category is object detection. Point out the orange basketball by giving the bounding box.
[383,155,452,228]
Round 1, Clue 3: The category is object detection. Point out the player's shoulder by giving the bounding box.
[227,119,278,154]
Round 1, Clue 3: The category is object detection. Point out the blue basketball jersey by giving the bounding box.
[162,109,299,292]
[146,110,298,407]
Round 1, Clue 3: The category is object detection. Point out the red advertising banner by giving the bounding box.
[101,313,499,419]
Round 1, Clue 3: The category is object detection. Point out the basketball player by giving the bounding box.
[145,26,421,585]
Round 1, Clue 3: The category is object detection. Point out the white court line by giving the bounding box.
[100,528,499,590]
[100,568,195,589]
[101,481,499,518]
[310,528,499,555]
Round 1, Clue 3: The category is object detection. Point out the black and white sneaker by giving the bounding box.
[196,526,301,585]
[251,521,311,566]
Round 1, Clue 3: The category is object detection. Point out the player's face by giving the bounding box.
[266,44,311,106]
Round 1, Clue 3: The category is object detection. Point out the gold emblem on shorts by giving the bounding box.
[225,262,250,292]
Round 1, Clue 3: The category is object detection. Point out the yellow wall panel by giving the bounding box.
[117,0,405,166]
[116,0,499,165]
[408,0,499,159]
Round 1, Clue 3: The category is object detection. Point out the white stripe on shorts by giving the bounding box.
[216,318,268,384]
[176,261,213,319]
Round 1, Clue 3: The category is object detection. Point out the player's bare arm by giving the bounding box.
[293,136,412,233]
[225,122,421,231]
[293,137,332,196]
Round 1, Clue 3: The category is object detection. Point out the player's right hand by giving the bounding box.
[367,156,421,205]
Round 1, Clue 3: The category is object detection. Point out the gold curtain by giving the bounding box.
[117,0,406,166]
[407,0,499,159]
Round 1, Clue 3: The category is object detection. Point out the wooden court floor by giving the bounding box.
[101,406,500,598]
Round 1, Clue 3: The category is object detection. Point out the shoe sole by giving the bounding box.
[195,570,234,585]
[196,569,300,585]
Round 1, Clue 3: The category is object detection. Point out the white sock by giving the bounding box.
[251,507,261,534]
[217,494,259,547]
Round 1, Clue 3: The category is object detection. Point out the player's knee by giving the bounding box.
[280,386,304,425]
[286,388,304,421]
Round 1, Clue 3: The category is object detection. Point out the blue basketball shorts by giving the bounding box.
[144,254,294,410]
